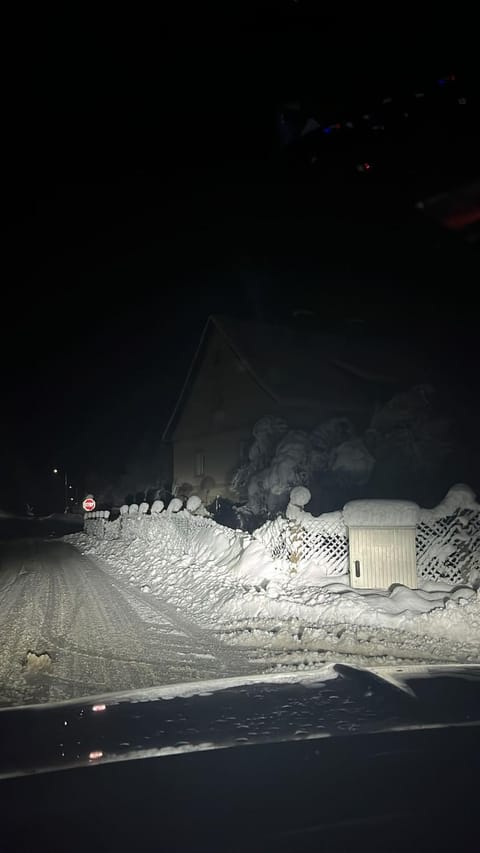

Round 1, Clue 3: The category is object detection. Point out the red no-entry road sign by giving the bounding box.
[83,497,96,512]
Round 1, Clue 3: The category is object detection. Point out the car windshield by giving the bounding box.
[1,7,479,719]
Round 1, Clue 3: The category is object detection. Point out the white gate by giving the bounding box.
[344,500,419,590]
[348,526,417,589]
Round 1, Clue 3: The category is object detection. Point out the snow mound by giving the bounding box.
[183,520,244,569]
[419,483,478,522]
[232,540,279,584]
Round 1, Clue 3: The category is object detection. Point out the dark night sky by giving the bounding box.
[2,5,479,503]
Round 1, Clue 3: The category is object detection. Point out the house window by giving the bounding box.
[194,452,205,477]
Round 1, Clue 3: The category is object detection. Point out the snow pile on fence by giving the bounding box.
[68,485,480,665]
[85,503,244,570]
[82,485,480,587]
[253,511,349,576]
[252,485,480,587]
[416,484,480,585]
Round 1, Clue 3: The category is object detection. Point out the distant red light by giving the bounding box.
[356,162,373,173]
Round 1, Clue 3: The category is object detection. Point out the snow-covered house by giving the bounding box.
[163,315,427,504]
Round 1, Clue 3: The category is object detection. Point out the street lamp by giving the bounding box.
[53,468,70,513]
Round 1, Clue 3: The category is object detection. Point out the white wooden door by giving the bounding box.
[349,527,417,589]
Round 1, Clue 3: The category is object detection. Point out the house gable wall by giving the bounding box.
[172,328,274,499]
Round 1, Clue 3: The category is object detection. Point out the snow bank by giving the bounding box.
[71,485,480,665]
[419,483,478,521]
[67,512,480,666]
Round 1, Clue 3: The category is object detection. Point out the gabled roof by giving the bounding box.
[163,315,427,440]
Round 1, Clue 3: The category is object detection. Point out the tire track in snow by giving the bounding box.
[0,542,54,704]
[0,539,258,706]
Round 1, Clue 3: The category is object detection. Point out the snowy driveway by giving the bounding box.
[0,539,257,707]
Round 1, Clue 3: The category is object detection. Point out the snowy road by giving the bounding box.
[0,539,258,707]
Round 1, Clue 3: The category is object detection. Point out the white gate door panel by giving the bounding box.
[349,527,417,589]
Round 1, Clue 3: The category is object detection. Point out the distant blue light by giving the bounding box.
[437,78,446,86]
[323,126,332,134]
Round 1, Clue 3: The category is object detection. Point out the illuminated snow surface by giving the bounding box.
[0,539,261,707]
[1,520,479,708]
[66,522,480,673]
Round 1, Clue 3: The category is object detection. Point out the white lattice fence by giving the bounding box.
[295,513,349,574]
[85,486,480,584]
[254,486,480,583]
[417,504,480,584]
[254,512,349,576]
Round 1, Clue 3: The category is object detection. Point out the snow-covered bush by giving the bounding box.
[329,438,375,486]
[265,430,310,503]
[240,428,311,517]
[231,416,362,518]
[310,417,355,470]
[289,486,311,508]
[120,504,129,515]
[229,383,461,520]
[167,498,183,513]
[139,502,149,514]
[231,416,288,498]
[151,499,164,514]
[128,503,139,515]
